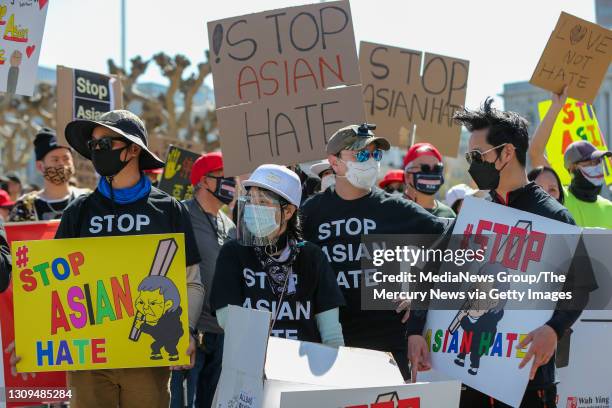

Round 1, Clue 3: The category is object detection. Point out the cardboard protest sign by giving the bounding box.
[530,12,612,104]
[538,97,612,186]
[0,0,49,96]
[423,197,581,407]
[158,145,200,201]
[279,381,461,408]
[208,0,365,176]
[0,221,68,407]
[359,41,469,156]
[11,233,190,372]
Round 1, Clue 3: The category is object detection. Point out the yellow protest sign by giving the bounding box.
[538,98,612,186]
[11,234,190,372]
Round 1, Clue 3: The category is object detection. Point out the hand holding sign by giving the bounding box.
[517,324,557,380]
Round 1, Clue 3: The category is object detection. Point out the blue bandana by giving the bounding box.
[98,174,151,204]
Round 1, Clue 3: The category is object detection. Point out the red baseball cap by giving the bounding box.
[379,169,405,188]
[403,143,442,169]
[190,152,224,186]
[0,189,15,208]
[143,168,163,175]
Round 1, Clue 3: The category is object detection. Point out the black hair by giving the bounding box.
[453,97,530,167]
[451,199,463,214]
[527,166,565,204]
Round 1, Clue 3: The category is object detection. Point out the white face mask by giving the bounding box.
[579,163,605,186]
[320,174,335,191]
[343,158,380,190]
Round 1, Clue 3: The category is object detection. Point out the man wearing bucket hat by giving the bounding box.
[15,110,205,407]
[301,123,450,380]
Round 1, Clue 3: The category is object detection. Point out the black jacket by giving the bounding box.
[0,225,11,293]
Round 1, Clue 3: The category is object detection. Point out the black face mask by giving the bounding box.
[207,175,236,205]
[569,170,601,202]
[91,145,131,177]
[412,172,444,195]
[468,159,502,190]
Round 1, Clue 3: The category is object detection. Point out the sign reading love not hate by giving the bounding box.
[208,0,365,176]
[359,41,469,157]
[12,234,190,372]
[0,0,49,96]
[530,12,612,105]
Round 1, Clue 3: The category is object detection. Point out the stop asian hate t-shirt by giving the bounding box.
[300,187,450,351]
[210,240,345,343]
[55,187,201,267]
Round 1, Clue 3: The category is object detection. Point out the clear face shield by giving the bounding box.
[236,186,285,247]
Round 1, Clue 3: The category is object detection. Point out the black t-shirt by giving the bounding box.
[210,240,345,343]
[300,187,449,351]
[55,187,201,267]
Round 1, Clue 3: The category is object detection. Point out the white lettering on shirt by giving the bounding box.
[88,214,151,234]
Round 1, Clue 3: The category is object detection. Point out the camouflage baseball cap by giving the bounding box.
[326,123,391,155]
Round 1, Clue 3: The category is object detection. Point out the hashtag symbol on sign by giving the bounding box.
[16,245,29,268]
[461,223,474,249]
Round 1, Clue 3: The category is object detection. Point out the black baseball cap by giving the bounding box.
[34,128,70,161]
[65,110,164,170]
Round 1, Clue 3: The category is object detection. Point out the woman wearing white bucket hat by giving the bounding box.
[210,164,345,346]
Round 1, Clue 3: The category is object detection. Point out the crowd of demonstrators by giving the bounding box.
[407,98,597,408]
[171,152,236,408]
[300,123,450,380]
[9,128,88,222]
[529,88,612,228]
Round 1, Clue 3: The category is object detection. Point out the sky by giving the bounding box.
[38,0,597,109]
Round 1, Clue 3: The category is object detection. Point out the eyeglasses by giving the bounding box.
[405,163,444,174]
[465,143,508,164]
[354,148,383,163]
[87,136,127,151]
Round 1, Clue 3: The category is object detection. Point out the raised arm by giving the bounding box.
[528,87,568,168]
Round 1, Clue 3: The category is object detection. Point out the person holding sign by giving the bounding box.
[403,143,456,218]
[9,128,88,222]
[407,98,595,407]
[301,124,450,380]
[211,164,345,346]
[528,89,612,228]
[7,110,205,407]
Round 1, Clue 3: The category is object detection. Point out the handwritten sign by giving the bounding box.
[423,197,581,407]
[0,0,48,96]
[12,234,190,372]
[538,98,612,186]
[158,145,200,201]
[530,12,612,104]
[359,41,469,156]
[208,0,365,176]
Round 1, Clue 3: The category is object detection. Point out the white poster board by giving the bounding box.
[423,197,582,407]
[0,0,49,96]
[280,381,461,408]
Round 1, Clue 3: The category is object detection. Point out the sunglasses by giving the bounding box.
[405,163,444,174]
[384,186,404,194]
[87,136,127,151]
[465,143,508,164]
[354,148,383,163]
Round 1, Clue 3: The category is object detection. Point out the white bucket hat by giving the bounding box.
[242,164,302,207]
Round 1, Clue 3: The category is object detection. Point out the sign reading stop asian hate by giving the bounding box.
[11,234,190,372]
[208,0,365,176]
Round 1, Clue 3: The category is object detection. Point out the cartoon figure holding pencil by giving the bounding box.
[129,238,185,361]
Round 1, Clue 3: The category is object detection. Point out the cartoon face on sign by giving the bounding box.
[128,239,185,362]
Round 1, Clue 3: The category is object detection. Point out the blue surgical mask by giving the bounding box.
[243,204,279,238]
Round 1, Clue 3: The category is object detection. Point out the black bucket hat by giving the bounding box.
[65,110,164,170]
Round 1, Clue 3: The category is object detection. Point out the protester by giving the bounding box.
[144,167,163,187]
[444,183,475,214]
[211,164,345,346]
[9,128,87,222]
[379,169,405,196]
[7,110,205,407]
[0,189,15,222]
[527,166,564,204]
[173,152,236,408]
[407,98,595,407]
[403,142,456,218]
[1,173,22,201]
[300,123,450,380]
[0,224,10,293]
[310,160,335,192]
[528,88,612,228]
